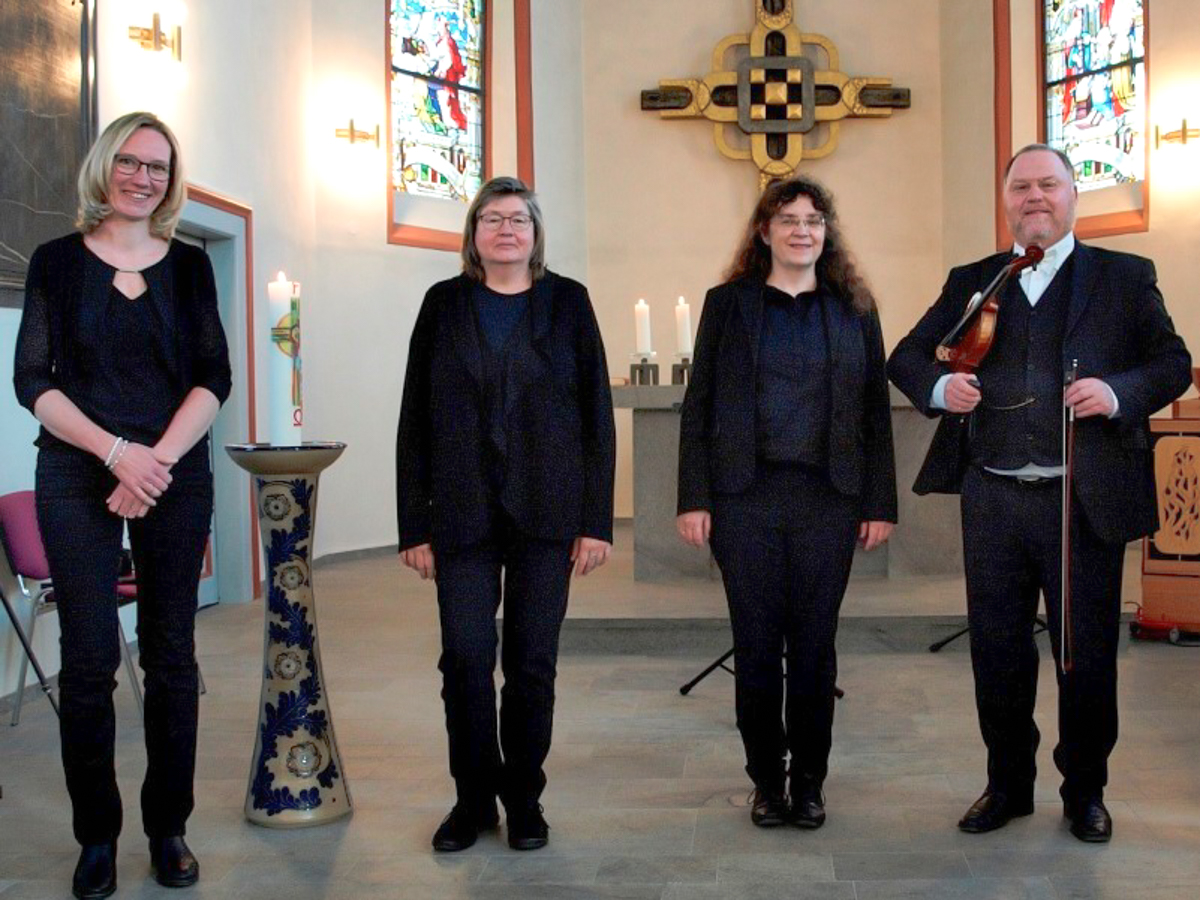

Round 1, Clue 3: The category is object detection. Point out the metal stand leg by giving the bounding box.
[929,617,1048,652]
[680,646,845,699]
[117,621,144,719]
[679,648,735,696]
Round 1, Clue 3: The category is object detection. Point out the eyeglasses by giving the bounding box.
[113,154,171,182]
[774,214,826,232]
[477,212,533,231]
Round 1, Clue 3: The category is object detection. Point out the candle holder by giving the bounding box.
[671,354,692,386]
[630,352,660,385]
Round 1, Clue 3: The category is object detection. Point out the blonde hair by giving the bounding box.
[76,111,186,239]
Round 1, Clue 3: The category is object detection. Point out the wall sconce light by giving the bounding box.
[1155,119,1199,148]
[128,13,182,62]
[335,119,381,148]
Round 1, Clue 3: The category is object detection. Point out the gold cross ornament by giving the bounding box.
[641,0,911,189]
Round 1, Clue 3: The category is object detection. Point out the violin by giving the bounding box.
[935,245,1045,373]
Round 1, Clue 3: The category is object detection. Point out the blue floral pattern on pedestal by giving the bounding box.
[251,477,343,816]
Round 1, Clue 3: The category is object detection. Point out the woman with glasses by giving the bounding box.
[396,176,615,853]
[13,112,229,898]
[677,176,896,830]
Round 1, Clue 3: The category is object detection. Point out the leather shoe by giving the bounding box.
[149,836,199,888]
[957,789,1034,833]
[507,803,549,850]
[749,788,788,827]
[72,842,117,899]
[432,802,500,852]
[1064,797,1112,843]
[789,784,826,829]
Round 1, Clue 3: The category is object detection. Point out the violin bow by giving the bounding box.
[1060,358,1079,675]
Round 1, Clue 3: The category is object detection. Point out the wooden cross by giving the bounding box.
[641,0,911,188]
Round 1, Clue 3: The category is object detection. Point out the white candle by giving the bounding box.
[634,298,653,356]
[267,271,303,446]
[674,295,693,356]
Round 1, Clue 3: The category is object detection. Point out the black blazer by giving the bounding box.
[677,277,898,522]
[396,271,616,552]
[887,243,1191,544]
[13,233,232,430]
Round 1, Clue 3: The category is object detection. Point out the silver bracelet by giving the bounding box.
[106,438,128,470]
[103,436,124,468]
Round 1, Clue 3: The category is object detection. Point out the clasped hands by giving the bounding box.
[106,442,177,519]
[942,372,1115,417]
[401,535,613,581]
[676,510,892,551]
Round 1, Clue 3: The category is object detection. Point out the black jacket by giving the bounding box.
[13,233,232,434]
[887,243,1191,544]
[677,277,898,522]
[396,271,615,551]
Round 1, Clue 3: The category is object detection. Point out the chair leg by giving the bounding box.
[10,600,38,726]
[1,593,59,720]
[117,620,144,719]
[197,662,206,696]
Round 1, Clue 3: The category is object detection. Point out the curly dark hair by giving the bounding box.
[723,176,875,313]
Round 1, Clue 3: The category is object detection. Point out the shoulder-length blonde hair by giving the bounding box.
[723,176,875,313]
[76,111,186,240]
[460,176,546,282]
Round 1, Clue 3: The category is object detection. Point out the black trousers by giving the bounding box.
[434,516,572,810]
[36,441,213,845]
[710,463,860,793]
[961,467,1125,803]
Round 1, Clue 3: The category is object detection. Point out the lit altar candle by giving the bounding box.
[267,271,302,446]
[634,298,653,356]
[674,295,692,356]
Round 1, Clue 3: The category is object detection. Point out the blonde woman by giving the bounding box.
[14,111,229,898]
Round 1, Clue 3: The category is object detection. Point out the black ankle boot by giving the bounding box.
[149,835,199,888]
[72,841,117,900]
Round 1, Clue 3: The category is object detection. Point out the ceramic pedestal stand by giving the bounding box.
[225,442,352,827]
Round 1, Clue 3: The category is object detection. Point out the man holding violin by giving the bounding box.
[888,144,1191,842]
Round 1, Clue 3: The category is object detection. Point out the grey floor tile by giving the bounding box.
[832,850,971,881]
[596,854,718,884]
[1049,877,1200,900]
[854,877,1057,899]
[716,851,834,882]
[479,854,601,884]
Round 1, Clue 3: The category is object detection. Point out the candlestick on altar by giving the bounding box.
[634,298,653,356]
[267,271,303,446]
[674,295,693,356]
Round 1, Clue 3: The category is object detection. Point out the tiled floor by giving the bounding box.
[2,531,1198,899]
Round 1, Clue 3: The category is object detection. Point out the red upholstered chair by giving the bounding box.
[0,490,142,725]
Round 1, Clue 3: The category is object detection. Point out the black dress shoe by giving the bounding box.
[432,802,500,852]
[149,836,199,888]
[72,841,117,900]
[749,788,788,827]
[1064,797,1112,843]
[957,790,1035,833]
[507,803,549,850]
[789,784,827,829]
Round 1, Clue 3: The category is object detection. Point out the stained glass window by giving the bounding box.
[389,0,485,203]
[1043,0,1145,192]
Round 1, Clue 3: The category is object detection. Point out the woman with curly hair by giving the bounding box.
[676,176,896,830]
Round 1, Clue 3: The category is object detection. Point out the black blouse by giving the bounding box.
[14,233,231,447]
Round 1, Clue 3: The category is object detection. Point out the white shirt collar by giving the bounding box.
[1014,232,1075,276]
